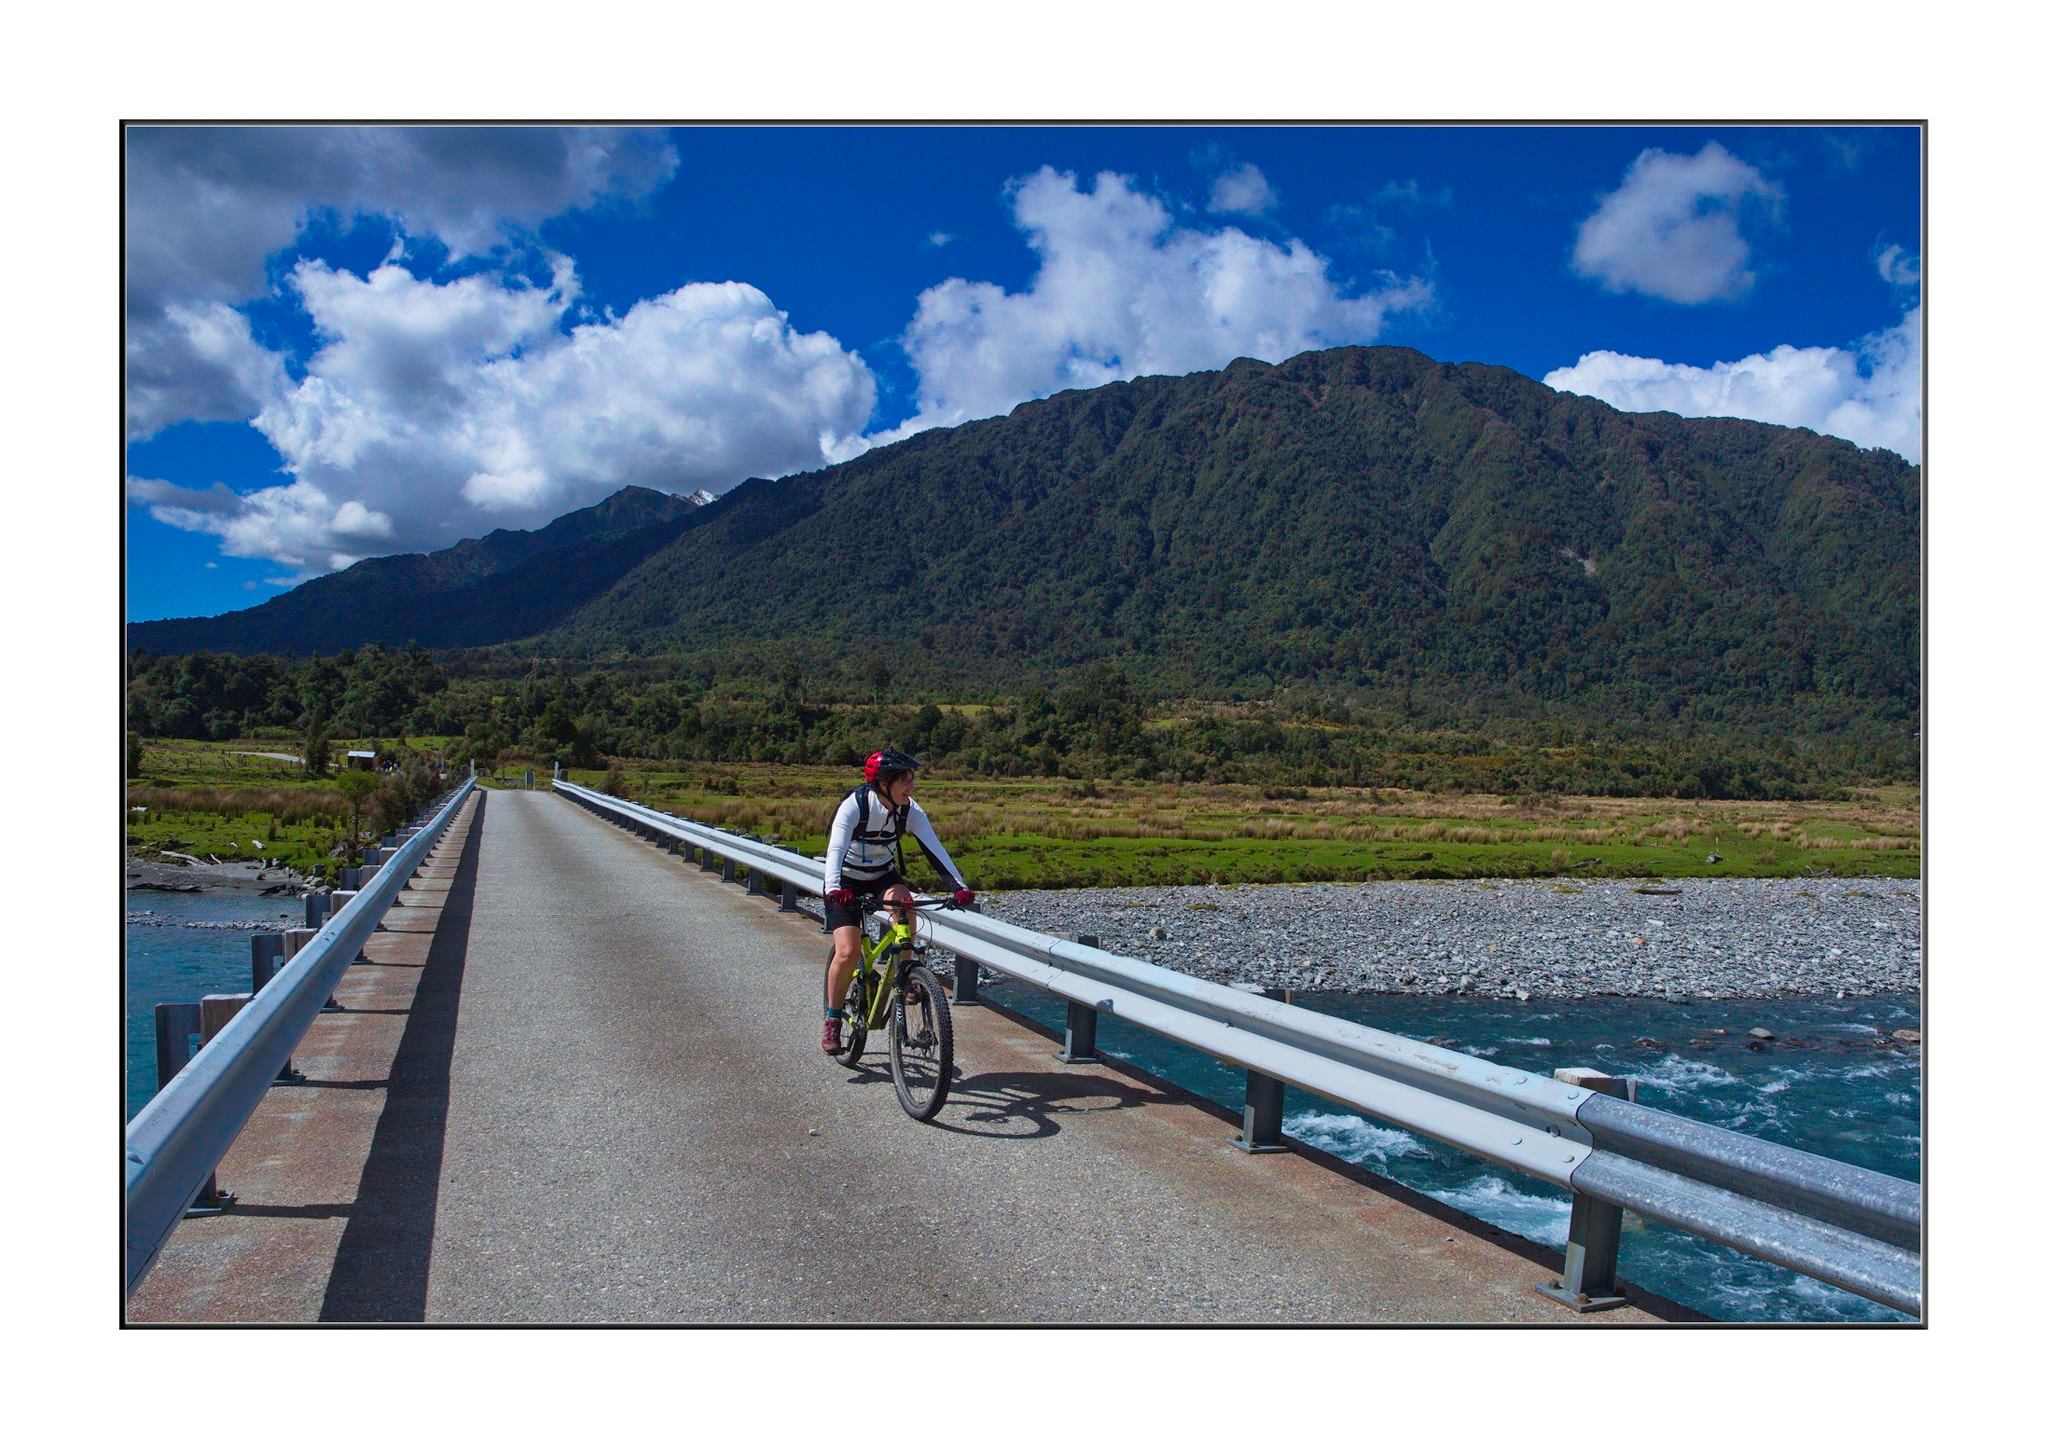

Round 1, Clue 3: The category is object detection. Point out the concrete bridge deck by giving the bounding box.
[130,789,1685,1323]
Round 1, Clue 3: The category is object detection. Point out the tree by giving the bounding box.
[126,731,144,778]
[776,656,805,710]
[336,769,379,850]
[567,715,602,768]
[302,717,332,778]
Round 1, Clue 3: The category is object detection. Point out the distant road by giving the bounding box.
[230,751,303,764]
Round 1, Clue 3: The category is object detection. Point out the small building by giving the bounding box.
[345,749,378,771]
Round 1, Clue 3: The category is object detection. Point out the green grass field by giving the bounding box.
[123,740,1920,886]
[125,737,458,873]
[563,762,1922,890]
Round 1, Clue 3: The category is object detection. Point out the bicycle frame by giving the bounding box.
[845,896,943,1033]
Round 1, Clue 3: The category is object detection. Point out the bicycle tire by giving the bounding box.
[825,949,868,1067]
[889,961,953,1120]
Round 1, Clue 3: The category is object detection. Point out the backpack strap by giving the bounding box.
[847,783,908,842]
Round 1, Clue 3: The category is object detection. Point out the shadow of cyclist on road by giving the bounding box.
[834,1064,1161,1140]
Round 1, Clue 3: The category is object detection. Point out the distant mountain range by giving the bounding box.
[128,485,702,655]
[128,345,1920,732]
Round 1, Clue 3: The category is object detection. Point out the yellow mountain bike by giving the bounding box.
[825,892,957,1120]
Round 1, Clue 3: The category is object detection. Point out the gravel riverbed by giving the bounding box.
[978,878,1921,1001]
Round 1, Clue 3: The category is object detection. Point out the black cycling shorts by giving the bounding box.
[824,870,907,931]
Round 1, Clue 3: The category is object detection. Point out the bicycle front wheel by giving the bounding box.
[889,962,953,1120]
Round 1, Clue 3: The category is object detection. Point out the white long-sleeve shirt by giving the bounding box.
[824,786,967,894]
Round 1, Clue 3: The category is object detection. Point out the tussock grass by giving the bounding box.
[1638,815,1711,842]
[130,786,345,823]
[562,758,1919,889]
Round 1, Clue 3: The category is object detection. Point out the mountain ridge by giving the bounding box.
[128,484,702,655]
[128,345,1920,737]
[535,346,1916,730]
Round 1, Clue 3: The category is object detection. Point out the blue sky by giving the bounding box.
[124,124,1921,622]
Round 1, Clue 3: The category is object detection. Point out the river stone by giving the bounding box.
[980,878,1921,1002]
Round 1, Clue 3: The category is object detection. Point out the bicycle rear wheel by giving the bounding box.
[825,951,868,1068]
[889,961,953,1120]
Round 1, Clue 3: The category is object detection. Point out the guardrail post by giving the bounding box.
[153,1001,235,1215]
[721,856,737,883]
[251,932,285,990]
[201,993,250,1041]
[1056,934,1102,1062]
[698,847,716,873]
[1228,983,1292,1153]
[304,890,330,929]
[250,933,305,1083]
[747,867,765,896]
[779,881,799,913]
[153,1002,201,1092]
[1539,1068,1633,1313]
[952,900,985,1006]
[283,926,344,1012]
[325,889,358,1013]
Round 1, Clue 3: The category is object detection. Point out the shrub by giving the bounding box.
[302,719,331,778]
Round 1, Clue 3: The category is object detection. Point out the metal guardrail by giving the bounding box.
[556,777,1923,1317]
[124,772,477,1296]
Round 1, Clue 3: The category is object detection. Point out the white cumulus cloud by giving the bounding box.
[1572,142,1782,304]
[877,167,1432,442]
[140,258,877,567]
[1208,163,1278,216]
[1875,243,1920,289]
[124,126,678,438]
[1543,304,1922,463]
[125,302,293,440]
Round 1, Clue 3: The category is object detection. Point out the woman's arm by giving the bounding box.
[824,793,858,893]
[905,801,966,892]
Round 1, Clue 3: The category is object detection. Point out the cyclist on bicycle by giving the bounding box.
[821,748,973,1053]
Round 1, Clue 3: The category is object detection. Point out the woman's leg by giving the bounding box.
[826,924,862,1011]
[882,882,917,934]
[880,883,921,1001]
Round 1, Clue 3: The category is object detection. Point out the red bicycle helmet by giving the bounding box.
[863,748,922,783]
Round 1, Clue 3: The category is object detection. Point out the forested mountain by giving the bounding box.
[128,346,1920,739]
[126,485,702,655]
[550,347,1919,733]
